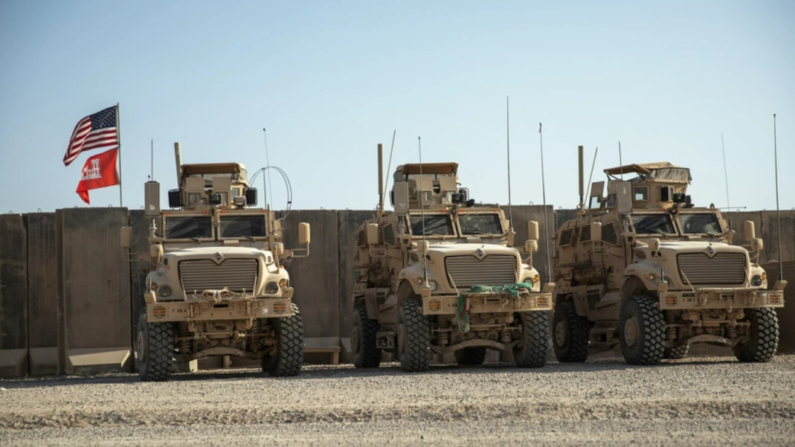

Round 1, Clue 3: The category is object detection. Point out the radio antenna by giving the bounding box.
[262,128,274,210]
[381,130,397,211]
[585,147,599,204]
[506,96,514,232]
[538,123,551,282]
[418,136,428,283]
[150,139,154,181]
[773,114,783,281]
[721,133,731,211]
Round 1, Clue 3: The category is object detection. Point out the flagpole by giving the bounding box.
[117,102,123,207]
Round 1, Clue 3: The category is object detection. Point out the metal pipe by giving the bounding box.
[578,145,584,210]
[378,143,384,215]
[174,142,183,187]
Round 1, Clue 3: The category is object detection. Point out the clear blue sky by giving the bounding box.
[1,0,793,214]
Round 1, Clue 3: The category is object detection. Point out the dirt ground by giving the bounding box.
[1,355,794,446]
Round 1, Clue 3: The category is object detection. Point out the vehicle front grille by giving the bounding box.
[179,258,258,293]
[677,252,746,286]
[445,255,517,288]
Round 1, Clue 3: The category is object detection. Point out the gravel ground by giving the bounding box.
[1,355,794,446]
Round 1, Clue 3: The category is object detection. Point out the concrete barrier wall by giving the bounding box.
[0,215,28,378]
[2,206,794,377]
[58,208,132,374]
[281,210,341,349]
[25,213,60,376]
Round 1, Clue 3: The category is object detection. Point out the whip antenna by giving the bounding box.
[418,136,428,282]
[721,133,731,212]
[585,147,599,202]
[538,123,551,282]
[506,96,513,232]
[381,130,397,210]
[262,128,274,210]
[773,114,783,281]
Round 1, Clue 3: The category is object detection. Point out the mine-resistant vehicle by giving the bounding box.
[121,142,311,381]
[551,147,786,365]
[351,144,554,372]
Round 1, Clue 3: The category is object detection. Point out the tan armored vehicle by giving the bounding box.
[551,147,786,365]
[122,143,311,381]
[351,145,554,372]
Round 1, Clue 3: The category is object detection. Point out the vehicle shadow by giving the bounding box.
[0,356,747,389]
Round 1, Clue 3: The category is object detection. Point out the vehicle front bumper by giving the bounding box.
[421,290,553,315]
[145,292,295,323]
[659,287,784,310]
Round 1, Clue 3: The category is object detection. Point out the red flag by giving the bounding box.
[76,148,120,204]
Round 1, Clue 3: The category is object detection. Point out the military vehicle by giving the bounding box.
[551,146,786,365]
[121,142,311,381]
[351,144,554,372]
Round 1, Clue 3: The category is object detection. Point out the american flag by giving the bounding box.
[63,106,118,166]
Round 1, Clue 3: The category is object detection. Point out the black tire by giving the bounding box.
[398,299,430,372]
[552,300,590,363]
[262,303,304,377]
[513,311,549,368]
[136,314,175,382]
[454,347,487,366]
[619,295,665,365]
[664,345,690,360]
[352,304,382,368]
[733,308,779,363]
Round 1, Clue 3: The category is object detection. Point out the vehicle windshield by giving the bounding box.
[630,214,677,235]
[459,214,503,235]
[164,216,213,239]
[220,215,267,238]
[679,213,722,235]
[410,214,455,236]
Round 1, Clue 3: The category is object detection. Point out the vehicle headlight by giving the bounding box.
[751,275,763,287]
[428,280,438,291]
[266,281,280,294]
[158,285,172,298]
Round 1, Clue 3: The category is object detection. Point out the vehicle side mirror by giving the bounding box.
[246,188,257,206]
[590,222,602,243]
[120,226,132,249]
[150,244,163,262]
[527,221,539,241]
[649,238,661,255]
[298,222,311,245]
[366,223,380,245]
[525,239,538,253]
[168,189,181,208]
[744,220,755,241]
[272,242,284,258]
[752,238,763,252]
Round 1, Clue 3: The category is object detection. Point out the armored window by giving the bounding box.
[634,187,648,201]
[459,214,503,235]
[357,229,367,247]
[164,216,213,240]
[383,224,396,246]
[219,215,267,238]
[559,228,574,246]
[601,223,619,245]
[630,214,676,235]
[410,214,454,236]
[579,224,591,242]
[605,194,617,207]
[679,214,722,235]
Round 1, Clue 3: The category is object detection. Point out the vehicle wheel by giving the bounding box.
[397,299,430,372]
[352,304,382,368]
[619,295,665,365]
[136,314,174,382]
[552,299,590,363]
[513,311,549,368]
[454,347,487,366]
[262,303,304,377]
[733,308,779,363]
[663,345,690,360]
